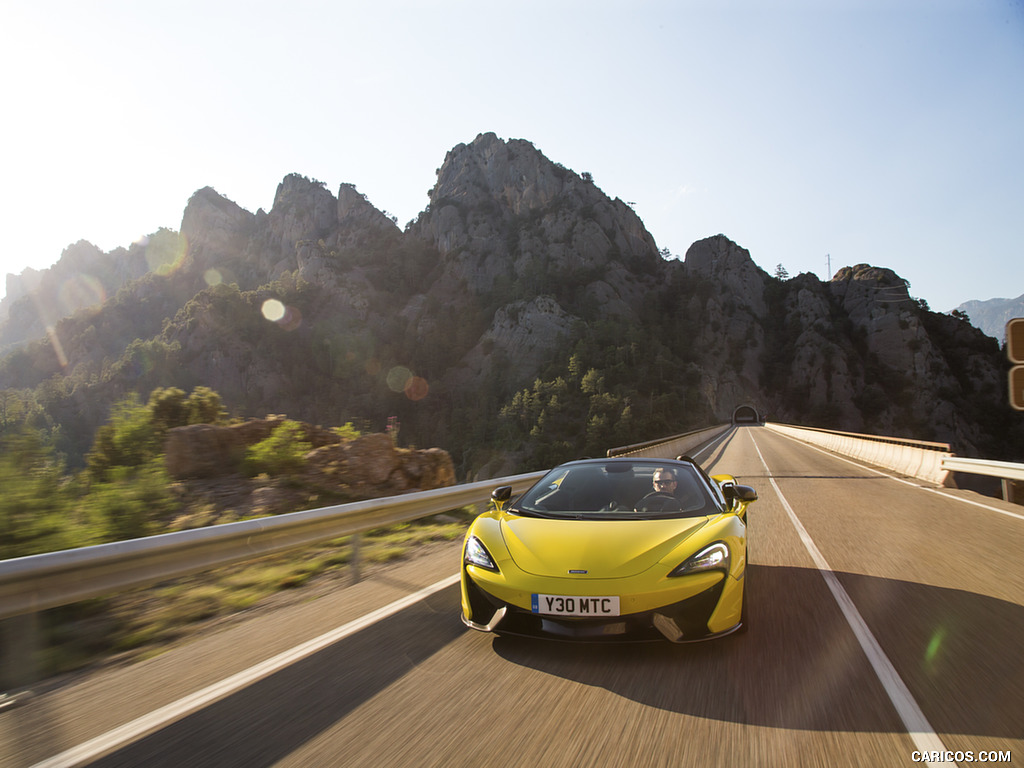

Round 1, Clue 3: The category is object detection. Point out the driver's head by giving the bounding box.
[653,468,677,492]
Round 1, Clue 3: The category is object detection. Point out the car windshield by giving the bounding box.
[514,461,718,520]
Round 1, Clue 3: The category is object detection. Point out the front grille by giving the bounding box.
[465,575,727,642]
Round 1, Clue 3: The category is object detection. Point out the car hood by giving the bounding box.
[499,515,710,578]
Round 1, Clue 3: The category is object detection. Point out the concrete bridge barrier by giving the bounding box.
[764,422,954,486]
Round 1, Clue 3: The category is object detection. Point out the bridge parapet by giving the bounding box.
[606,425,731,459]
[765,422,953,486]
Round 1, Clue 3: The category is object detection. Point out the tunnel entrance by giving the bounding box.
[732,405,760,425]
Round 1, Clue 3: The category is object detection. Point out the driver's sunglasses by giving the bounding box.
[654,478,676,486]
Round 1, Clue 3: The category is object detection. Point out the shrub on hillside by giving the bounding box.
[242,420,312,476]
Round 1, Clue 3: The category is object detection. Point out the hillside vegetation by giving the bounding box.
[1,132,1020,484]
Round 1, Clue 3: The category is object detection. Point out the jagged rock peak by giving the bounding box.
[432,132,568,214]
[684,235,760,274]
[179,187,255,277]
[336,182,401,233]
[412,132,661,293]
[829,263,914,311]
[268,174,399,237]
[181,187,252,238]
[832,263,910,292]
[684,235,769,317]
[269,175,338,235]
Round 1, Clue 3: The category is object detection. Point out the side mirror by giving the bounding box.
[723,484,757,503]
[490,486,513,508]
[720,483,756,521]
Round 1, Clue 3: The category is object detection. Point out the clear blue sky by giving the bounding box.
[3,0,1022,312]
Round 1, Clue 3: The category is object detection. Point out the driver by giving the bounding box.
[635,467,682,512]
[651,468,678,496]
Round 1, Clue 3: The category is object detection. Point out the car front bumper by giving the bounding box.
[461,567,743,643]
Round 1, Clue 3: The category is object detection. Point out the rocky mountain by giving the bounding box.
[1,132,1020,473]
[955,294,1024,343]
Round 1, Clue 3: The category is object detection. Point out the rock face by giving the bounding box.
[0,132,1019,471]
[0,239,150,349]
[672,246,1006,454]
[304,433,456,496]
[410,132,660,302]
[164,419,456,519]
[164,417,341,479]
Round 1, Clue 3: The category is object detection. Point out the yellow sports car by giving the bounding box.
[461,457,756,642]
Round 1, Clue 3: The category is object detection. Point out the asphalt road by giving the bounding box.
[3,426,1022,767]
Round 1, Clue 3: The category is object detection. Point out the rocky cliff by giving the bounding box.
[163,420,455,523]
[0,132,1019,471]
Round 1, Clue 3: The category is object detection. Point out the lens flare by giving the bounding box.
[277,305,303,331]
[262,299,286,322]
[58,273,106,315]
[925,628,946,668]
[386,366,412,393]
[204,269,223,287]
[404,376,429,401]
[45,326,68,369]
[144,232,188,276]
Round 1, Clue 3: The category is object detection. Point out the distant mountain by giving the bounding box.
[1,132,1020,472]
[955,295,1024,343]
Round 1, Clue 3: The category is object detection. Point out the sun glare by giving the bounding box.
[261,299,286,322]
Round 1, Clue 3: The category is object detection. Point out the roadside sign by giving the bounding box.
[1010,319,1024,410]
[1011,367,1024,411]
[1009,318,1024,365]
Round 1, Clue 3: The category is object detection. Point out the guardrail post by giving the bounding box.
[1,612,39,698]
[350,533,362,585]
[1003,479,1024,504]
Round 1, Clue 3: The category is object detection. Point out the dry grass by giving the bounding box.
[40,507,478,676]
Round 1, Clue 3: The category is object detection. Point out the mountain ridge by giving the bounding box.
[0,132,1019,473]
[955,294,1024,343]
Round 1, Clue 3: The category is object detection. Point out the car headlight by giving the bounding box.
[464,536,499,572]
[669,542,730,577]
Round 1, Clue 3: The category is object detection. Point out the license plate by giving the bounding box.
[531,594,620,617]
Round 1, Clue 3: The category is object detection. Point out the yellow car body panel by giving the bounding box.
[460,458,756,643]
[499,516,710,578]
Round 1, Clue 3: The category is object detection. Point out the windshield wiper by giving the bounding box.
[510,507,557,519]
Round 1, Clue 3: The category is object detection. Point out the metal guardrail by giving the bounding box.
[0,471,545,622]
[941,456,1024,504]
[941,456,1024,482]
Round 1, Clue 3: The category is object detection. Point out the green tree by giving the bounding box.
[87,387,227,481]
[79,461,177,542]
[86,394,159,480]
[148,387,190,432]
[0,429,75,558]
[187,387,226,425]
[243,420,312,476]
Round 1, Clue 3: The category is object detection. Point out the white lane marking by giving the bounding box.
[766,427,1024,522]
[32,574,461,768]
[748,432,954,768]
[689,426,734,460]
